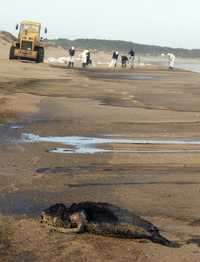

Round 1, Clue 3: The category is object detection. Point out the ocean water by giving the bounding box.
[176,63,200,73]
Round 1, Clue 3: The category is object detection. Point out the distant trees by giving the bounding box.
[46,38,200,58]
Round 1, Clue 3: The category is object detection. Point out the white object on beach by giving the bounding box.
[109,58,117,68]
[129,56,135,68]
[81,50,89,64]
[139,63,145,67]
[46,57,68,64]
[46,57,57,63]
[167,53,176,69]
[57,57,68,64]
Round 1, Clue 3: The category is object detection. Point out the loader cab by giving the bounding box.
[18,21,41,51]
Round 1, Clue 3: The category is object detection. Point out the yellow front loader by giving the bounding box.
[9,20,46,63]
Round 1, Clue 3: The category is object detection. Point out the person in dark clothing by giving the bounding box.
[129,49,135,57]
[121,55,129,68]
[86,51,92,65]
[68,47,75,67]
[112,51,119,60]
[109,51,119,68]
[128,49,135,69]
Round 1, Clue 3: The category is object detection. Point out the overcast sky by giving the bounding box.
[1,0,200,49]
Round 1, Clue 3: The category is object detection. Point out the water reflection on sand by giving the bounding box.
[22,133,200,155]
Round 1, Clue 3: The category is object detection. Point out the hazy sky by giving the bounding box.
[1,0,200,49]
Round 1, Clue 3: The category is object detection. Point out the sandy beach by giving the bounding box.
[0,55,200,261]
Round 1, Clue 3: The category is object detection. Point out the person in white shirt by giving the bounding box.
[81,50,89,68]
[167,53,176,70]
[128,49,135,69]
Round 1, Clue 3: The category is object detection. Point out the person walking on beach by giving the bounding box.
[81,50,89,68]
[86,51,92,66]
[81,50,92,68]
[167,53,176,70]
[128,49,135,69]
[109,51,119,68]
[121,55,129,68]
[68,47,75,68]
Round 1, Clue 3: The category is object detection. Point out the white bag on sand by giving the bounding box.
[57,57,68,64]
[46,57,57,64]
[47,57,68,65]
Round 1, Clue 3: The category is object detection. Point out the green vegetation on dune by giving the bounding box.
[47,38,200,58]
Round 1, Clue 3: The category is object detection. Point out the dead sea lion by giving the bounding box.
[40,202,179,248]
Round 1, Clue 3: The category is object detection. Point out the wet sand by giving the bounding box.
[0,59,200,261]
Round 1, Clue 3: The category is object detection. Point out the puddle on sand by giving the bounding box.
[0,189,72,217]
[92,73,157,81]
[22,133,200,155]
[0,192,46,217]
[0,123,24,144]
[10,124,24,129]
[114,75,156,81]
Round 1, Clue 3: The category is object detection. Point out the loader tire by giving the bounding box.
[36,47,44,63]
[9,46,16,60]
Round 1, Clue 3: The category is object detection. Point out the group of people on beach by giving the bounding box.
[67,47,136,69]
[68,47,92,68]
[109,49,135,69]
[67,46,176,70]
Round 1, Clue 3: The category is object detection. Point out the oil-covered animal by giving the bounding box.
[40,202,179,248]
